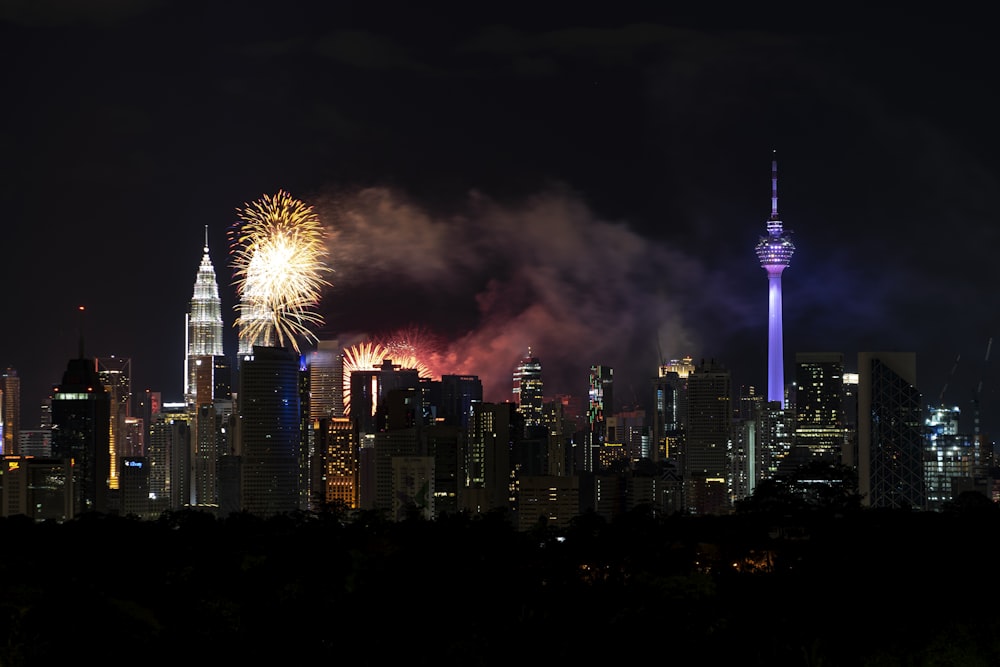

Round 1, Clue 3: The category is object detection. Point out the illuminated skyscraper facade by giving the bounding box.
[1,368,20,456]
[793,352,846,462]
[308,339,344,419]
[97,356,132,492]
[185,226,225,405]
[513,349,543,428]
[755,155,795,406]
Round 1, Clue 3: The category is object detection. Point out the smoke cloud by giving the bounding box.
[315,185,746,405]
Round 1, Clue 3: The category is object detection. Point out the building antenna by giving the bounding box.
[77,305,86,359]
[204,224,209,252]
[770,149,779,221]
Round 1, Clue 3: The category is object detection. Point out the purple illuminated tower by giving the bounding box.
[755,153,795,406]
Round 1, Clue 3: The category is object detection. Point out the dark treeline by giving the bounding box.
[1,497,998,667]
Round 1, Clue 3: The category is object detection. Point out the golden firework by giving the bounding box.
[230,190,332,354]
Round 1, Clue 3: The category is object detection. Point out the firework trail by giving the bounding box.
[230,190,332,354]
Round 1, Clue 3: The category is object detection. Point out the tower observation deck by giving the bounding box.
[755,153,795,406]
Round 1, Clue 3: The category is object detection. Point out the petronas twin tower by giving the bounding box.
[185,226,225,406]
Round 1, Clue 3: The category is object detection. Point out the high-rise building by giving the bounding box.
[237,346,306,517]
[308,339,344,419]
[652,357,693,464]
[585,365,614,471]
[147,402,189,514]
[97,356,131,493]
[1,369,20,456]
[857,351,924,509]
[793,352,846,462]
[755,154,795,406]
[463,401,515,516]
[185,226,225,406]
[513,349,543,428]
[684,359,732,515]
[51,356,111,516]
[312,416,358,511]
[183,229,230,510]
[924,405,987,511]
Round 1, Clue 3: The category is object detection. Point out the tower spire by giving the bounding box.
[204,224,209,252]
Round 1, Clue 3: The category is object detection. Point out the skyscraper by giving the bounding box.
[793,352,846,462]
[857,351,924,509]
[97,356,132,493]
[1,368,20,456]
[755,154,795,406]
[51,357,111,516]
[513,348,543,428]
[185,226,225,406]
[684,359,732,515]
[237,346,305,517]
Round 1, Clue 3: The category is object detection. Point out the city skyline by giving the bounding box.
[2,4,998,434]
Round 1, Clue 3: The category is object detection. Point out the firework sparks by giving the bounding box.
[230,190,332,354]
[341,338,435,416]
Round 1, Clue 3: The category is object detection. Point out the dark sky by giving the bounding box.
[2,2,999,433]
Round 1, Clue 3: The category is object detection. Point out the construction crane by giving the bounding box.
[938,353,961,406]
[972,337,992,437]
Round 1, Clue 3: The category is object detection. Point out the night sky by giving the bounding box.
[2,3,998,434]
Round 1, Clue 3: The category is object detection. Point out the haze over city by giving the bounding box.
[3,3,998,434]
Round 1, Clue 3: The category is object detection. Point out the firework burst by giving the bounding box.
[341,337,436,416]
[229,190,332,354]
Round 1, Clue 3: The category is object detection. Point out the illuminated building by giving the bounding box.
[308,339,344,419]
[684,359,731,515]
[97,356,131,493]
[652,357,693,463]
[183,229,231,510]
[1,368,20,456]
[51,356,110,516]
[237,346,306,517]
[462,401,515,516]
[924,405,988,510]
[185,226,225,405]
[793,352,846,462]
[512,348,543,428]
[755,155,795,406]
[312,416,358,510]
[147,403,189,514]
[857,352,924,509]
[120,456,153,519]
[580,365,613,473]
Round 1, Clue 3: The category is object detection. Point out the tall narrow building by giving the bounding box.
[1,368,20,456]
[238,346,306,517]
[51,356,111,516]
[97,356,132,493]
[755,154,795,406]
[513,349,543,429]
[185,226,225,406]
